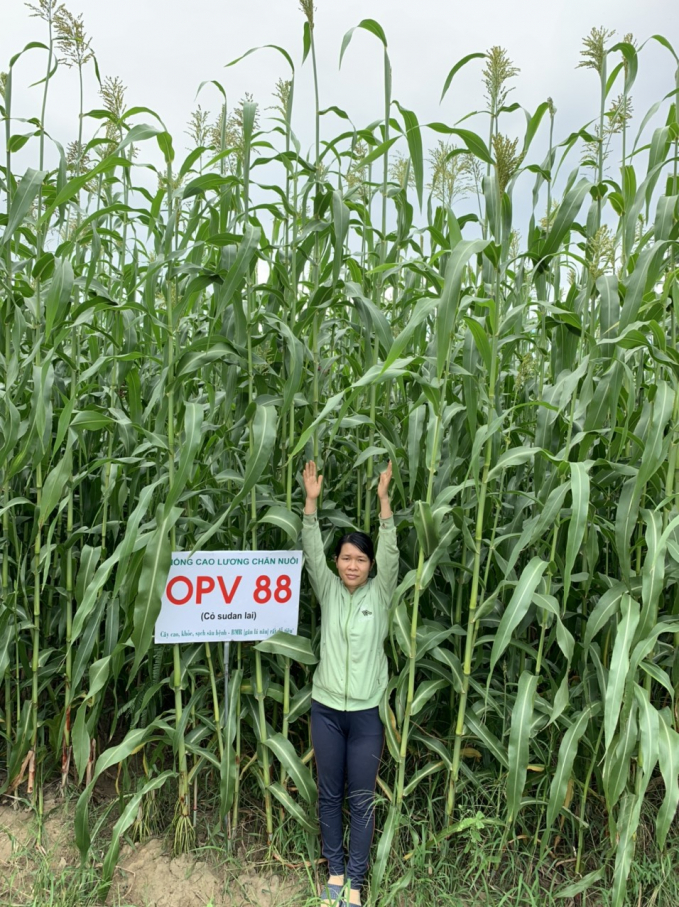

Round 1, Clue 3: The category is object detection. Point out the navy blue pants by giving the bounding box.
[311,699,384,889]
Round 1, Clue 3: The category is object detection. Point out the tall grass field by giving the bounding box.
[2,2,679,905]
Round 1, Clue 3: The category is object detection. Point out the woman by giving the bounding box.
[302,460,399,907]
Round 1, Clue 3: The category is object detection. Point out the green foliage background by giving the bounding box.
[2,4,679,904]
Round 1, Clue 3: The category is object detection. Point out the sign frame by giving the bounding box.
[154,550,303,645]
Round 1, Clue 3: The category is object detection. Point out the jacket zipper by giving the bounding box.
[344,590,352,708]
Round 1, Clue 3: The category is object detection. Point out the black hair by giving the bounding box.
[334,531,375,563]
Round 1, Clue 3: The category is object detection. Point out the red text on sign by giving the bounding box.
[167,574,242,605]
[165,574,289,605]
[217,575,242,604]
[167,576,192,606]
[252,575,292,604]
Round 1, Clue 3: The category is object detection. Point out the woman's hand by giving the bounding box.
[377,460,393,519]
[303,461,323,513]
[377,460,392,501]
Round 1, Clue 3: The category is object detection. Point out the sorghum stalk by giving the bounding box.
[164,152,193,852]
[240,96,274,841]
[29,0,58,801]
[62,27,92,789]
[364,38,391,530]
[449,316,500,804]
[396,357,449,805]
[2,40,15,773]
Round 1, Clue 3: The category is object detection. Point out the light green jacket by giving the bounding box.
[302,511,399,711]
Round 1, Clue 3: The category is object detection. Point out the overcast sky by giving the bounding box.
[3,0,679,238]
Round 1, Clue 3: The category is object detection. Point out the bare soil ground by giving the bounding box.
[108,838,301,907]
[0,798,304,907]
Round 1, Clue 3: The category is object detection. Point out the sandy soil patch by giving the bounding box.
[0,800,305,907]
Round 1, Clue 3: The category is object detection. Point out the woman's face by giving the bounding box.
[335,542,372,592]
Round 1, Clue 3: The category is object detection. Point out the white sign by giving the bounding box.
[154,550,302,644]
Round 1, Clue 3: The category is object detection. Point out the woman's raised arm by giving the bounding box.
[375,461,399,606]
[301,461,335,605]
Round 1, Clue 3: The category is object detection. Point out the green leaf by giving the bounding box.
[85,656,111,703]
[537,177,591,262]
[275,319,304,418]
[75,727,155,857]
[71,410,113,431]
[487,446,540,482]
[522,101,550,155]
[430,646,463,693]
[505,482,570,578]
[410,730,452,770]
[44,258,74,340]
[380,297,438,374]
[340,19,388,69]
[563,462,590,603]
[194,404,278,550]
[40,156,129,223]
[345,282,394,355]
[260,506,302,543]
[465,711,508,769]
[413,501,439,557]
[236,404,278,506]
[117,122,164,152]
[290,391,345,458]
[402,760,444,797]
[302,22,311,63]
[611,792,642,907]
[156,131,174,163]
[603,704,638,812]
[650,34,678,61]
[635,381,673,497]
[657,709,679,848]
[71,702,90,784]
[490,558,549,672]
[264,733,317,803]
[584,582,626,652]
[0,610,13,680]
[437,238,489,378]
[426,124,493,165]
[332,189,350,286]
[611,41,638,94]
[101,771,174,889]
[411,678,448,716]
[463,317,492,374]
[75,545,102,607]
[506,671,537,826]
[380,685,402,763]
[555,868,606,899]
[640,509,665,641]
[407,405,426,499]
[268,782,318,832]
[254,631,318,665]
[633,684,659,791]
[225,43,295,76]
[371,804,400,893]
[619,242,669,331]
[220,223,261,308]
[395,101,423,207]
[543,703,599,849]
[164,402,203,515]
[440,52,486,102]
[131,505,182,676]
[604,594,640,749]
[69,482,160,641]
[640,660,674,698]
[288,684,312,724]
[220,667,243,820]
[1,167,46,245]
[39,436,72,527]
